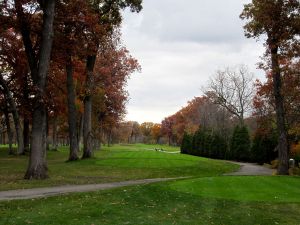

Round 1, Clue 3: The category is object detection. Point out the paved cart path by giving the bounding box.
[224,162,274,176]
[0,177,182,201]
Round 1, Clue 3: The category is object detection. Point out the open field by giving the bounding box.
[0,144,238,191]
[1,144,300,224]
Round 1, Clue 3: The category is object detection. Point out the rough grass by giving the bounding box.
[0,144,238,191]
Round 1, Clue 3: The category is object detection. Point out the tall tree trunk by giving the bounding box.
[21,0,56,179]
[107,129,112,147]
[271,45,289,175]
[82,55,96,159]
[46,113,50,151]
[78,114,84,151]
[4,108,13,155]
[25,106,48,179]
[23,74,30,153]
[52,117,58,151]
[0,74,24,155]
[66,56,79,161]
[23,118,30,153]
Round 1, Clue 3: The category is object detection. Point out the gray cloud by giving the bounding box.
[122,0,266,123]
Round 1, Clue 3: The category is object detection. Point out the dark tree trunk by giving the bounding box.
[271,44,289,175]
[82,55,96,159]
[0,74,24,155]
[78,114,84,151]
[8,100,24,155]
[107,130,112,147]
[25,105,48,179]
[23,74,30,153]
[23,118,30,153]
[46,113,50,151]
[18,0,56,179]
[66,56,79,161]
[52,117,58,151]
[4,108,13,155]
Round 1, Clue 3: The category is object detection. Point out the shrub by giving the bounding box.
[192,128,206,156]
[230,125,251,161]
[210,133,228,159]
[181,132,193,154]
[251,130,277,164]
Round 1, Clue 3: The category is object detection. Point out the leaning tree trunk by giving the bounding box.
[21,0,56,179]
[4,108,13,155]
[82,55,96,159]
[271,44,289,175]
[66,56,79,161]
[0,74,24,155]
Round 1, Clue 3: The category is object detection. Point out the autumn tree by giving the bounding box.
[130,121,140,143]
[205,65,255,126]
[161,116,175,146]
[9,0,57,179]
[151,124,161,144]
[241,0,300,175]
[140,122,154,143]
[81,0,142,159]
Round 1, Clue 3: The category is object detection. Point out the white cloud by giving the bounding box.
[122,0,266,124]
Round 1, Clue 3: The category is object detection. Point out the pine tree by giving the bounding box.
[251,131,278,164]
[230,125,251,161]
[181,132,193,154]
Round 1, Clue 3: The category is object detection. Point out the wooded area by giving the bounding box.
[0,0,142,179]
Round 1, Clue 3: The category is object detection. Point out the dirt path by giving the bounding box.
[224,162,274,176]
[0,178,181,201]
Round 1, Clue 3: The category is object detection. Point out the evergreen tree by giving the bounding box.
[251,131,278,164]
[230,125,251,161]
[210,132,228,159]
[203,131,213,157]
[192,128,205,156]
[181,132,193,154]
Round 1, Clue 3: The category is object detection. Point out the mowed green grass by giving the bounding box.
[0,144,238,191]
[1,144,300,224]
[171,176,300,203]
[1,177,300,225]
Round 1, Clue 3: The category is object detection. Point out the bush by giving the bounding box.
[192,129,206,156]
[181,132,193,154]
[230,125,251,161]
[210,133,228,159]
[251,130,277,164]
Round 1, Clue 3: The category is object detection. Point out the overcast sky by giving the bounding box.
[121,0,265,124]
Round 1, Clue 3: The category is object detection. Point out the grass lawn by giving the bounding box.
[0,144,238,191]
[1,144,299,224]
[1,177,300,225]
